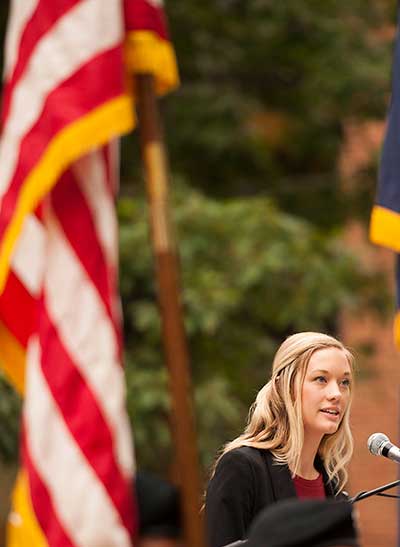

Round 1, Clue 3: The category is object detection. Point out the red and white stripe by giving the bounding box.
[0,210,44,379]
[1,2,136,545]
[12,152,136,546]
[124,0,169,39]
[0,0,127,236]
[2,0,39,81]
[1,0,179,543]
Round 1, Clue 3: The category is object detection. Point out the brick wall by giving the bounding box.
[339,120,400,546]
[343,305,399,547]
[340,228,400,547]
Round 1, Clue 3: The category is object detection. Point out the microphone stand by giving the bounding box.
[222,480,400,546]
[350,479,400,503]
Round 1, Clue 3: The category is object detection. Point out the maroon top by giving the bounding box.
[293,473,326,499]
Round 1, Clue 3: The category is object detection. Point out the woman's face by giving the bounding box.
[301,347,352,441]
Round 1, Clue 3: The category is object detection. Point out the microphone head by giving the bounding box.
[368,432,389,456]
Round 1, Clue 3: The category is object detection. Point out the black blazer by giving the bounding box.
[205,446,341,547]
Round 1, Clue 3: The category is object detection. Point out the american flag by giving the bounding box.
[0,1,178,546]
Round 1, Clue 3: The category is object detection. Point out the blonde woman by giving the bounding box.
[205,332,354,547]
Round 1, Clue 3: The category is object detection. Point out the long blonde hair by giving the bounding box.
[214,332,354,493]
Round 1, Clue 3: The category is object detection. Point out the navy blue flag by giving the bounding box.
[370,8,400,347]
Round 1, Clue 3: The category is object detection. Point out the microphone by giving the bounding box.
[368,432,400,464]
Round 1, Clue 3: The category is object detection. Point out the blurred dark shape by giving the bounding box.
[136,471,182,546]
[247,498,359,547]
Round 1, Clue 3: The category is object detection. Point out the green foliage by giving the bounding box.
[162,0,394,224]
[119,182,388,472]
[0,0,395,473]
[0,374,20,463]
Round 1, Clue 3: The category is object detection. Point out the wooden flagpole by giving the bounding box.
[135,73,206,547]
